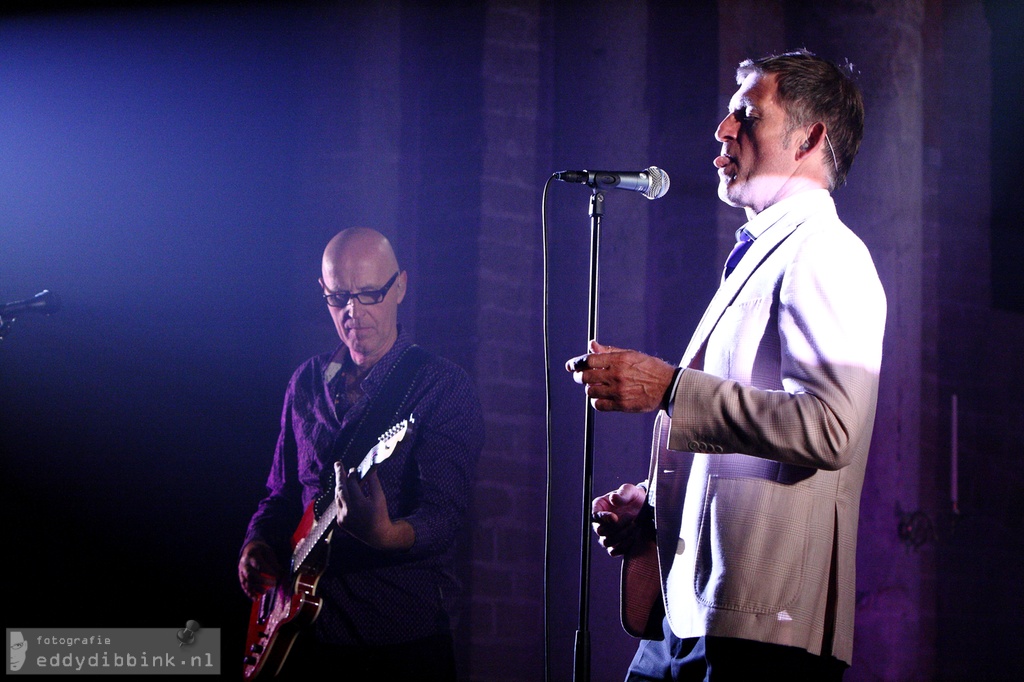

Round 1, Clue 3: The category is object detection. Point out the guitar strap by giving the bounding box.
[325,344,430,486]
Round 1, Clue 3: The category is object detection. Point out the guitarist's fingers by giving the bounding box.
[360,469,384,500]
[241,572,275,600]
[334,461,351,521]
[238,545,280,600]
[334,460,349,487]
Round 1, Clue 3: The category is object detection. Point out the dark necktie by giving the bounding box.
[724,230,754,279]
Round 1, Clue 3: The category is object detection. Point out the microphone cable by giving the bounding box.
[541,173,555,682]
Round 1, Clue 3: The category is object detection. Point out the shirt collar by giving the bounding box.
[324,325,412,386]
[738,188,832,241]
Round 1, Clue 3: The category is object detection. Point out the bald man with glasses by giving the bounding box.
[239,227,484,680]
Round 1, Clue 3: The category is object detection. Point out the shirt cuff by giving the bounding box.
[662,367,684,416]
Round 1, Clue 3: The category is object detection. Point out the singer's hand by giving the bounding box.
[566,340,676,413]
[592,484,647,557]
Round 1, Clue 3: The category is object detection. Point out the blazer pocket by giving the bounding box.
[706,296,779,385]
[693,475,810,614]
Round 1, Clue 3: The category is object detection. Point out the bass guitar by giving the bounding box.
[242,416,415,680]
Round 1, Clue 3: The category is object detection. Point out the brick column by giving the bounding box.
[469,3,547,680]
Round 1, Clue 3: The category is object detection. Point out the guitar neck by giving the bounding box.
[245,417,411,681]
[292,498,337,571]
[290,437,388,571]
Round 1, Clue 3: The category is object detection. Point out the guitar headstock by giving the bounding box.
[353,415,415,480]
[378,415,415,451]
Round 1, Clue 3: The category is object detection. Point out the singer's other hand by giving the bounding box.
[592,484,647,557]
[566,340,676,413]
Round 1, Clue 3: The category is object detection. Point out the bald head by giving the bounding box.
[322,227,400,280]
[319,227,407,369]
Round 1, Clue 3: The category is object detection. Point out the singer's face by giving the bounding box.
[714,72,800,214]
[321,250,405,370]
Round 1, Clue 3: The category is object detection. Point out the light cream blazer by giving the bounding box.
[636,190,886,664]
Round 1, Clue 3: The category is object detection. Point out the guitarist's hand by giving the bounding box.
[334,462,415,552]
[592,483,647,557]
[238,540,282,600]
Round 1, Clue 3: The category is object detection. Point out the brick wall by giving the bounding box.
[469,3,547,680]
[294,2,1023,679]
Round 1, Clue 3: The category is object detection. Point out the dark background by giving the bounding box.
[3,1,1022,681]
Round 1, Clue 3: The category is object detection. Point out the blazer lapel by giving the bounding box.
[679,212,804,369]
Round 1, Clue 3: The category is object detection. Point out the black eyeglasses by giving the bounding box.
[323,271,400,308]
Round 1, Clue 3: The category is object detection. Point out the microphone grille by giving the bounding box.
[643,166,670,200]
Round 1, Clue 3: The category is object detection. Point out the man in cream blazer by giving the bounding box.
[568,51,885,680]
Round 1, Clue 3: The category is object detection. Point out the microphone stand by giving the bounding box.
[573,189,604,682]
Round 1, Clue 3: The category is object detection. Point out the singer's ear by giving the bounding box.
[797,122,826,158]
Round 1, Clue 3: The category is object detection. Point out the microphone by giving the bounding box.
[1,290,62,318]
[552,166,670,200]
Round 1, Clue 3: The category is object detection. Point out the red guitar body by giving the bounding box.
[242,502,330,680]
[241,417,414,679]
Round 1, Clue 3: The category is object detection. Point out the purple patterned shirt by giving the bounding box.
[243,328,484,645]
